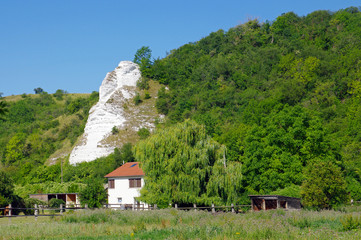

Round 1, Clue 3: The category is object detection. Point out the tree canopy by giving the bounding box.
[134,120,242,207]
[136,7,361,207]
[301,161,349,209]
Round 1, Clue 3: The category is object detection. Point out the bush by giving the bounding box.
[144,91,151,99]
[341,214,361,231]
[111,126,119,135]
[136,77,150,90]
[49,198,66,212]
[137,128,150,139]
[24,198,47,215]
[134,93,142,105]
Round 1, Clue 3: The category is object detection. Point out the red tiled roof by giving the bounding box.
[104,162,144,178]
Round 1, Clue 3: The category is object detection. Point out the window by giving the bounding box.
[117,198,122,203]
[129,178,141,188]
[108,179,115,189]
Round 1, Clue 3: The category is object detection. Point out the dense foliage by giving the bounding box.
[0,91,99,183]
[301,161,349,209]
[79,179,107,208]
[139,7,361,206]
[135,120,242,207]
[0,170,14,207]
[2,7,361,210]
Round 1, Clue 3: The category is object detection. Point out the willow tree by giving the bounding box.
[134,120,242,207]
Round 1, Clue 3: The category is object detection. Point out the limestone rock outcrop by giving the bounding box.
[69,61,144,164]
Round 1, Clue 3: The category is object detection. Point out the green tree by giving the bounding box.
[114,143,135,167]
[301,160,349,209]
[241,105,334,194]
[5,133,26,165]
[0,170,14,207]
[134,120,242,207]
[133,46,153,77]
[0,100,7,120]
[33,87,44,94]
[79,179,107,208]
[53,89,66,100]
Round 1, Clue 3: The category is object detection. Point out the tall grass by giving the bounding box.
[1,207,361,239]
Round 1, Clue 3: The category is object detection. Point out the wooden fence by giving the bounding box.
[0,203,85,219]
[0,203,251,219]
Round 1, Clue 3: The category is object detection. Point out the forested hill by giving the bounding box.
[2,7,361,209]
[142,7,361,202]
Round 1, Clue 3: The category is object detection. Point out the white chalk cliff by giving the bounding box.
[69,61,144,164]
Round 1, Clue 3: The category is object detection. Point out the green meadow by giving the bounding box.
[1,207,361,239]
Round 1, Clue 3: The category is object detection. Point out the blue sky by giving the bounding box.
[0,0,358,96]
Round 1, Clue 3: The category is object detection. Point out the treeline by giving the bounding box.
[136,7,361,208]
[2,7,361,210]
[0,91,99,183]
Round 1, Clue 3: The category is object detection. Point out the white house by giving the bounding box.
[105,162,147,209]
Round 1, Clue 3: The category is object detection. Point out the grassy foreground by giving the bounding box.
[1,207,361,239]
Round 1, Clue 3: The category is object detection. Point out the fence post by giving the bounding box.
[8,204,12,216]
[154,204,157,210]
[175,203,178,209]
[34,204,38,220]
[231,203,235,213]
[60,204,64,215]
[212,203,215,214]
[84,204,88,209]
[193,203,197,212]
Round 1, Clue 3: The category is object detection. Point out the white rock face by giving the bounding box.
[69,61,142,164]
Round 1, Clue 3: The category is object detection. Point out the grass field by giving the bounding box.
[1,207,361,239]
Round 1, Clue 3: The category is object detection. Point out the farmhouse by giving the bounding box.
[105,162,148,209]
[29,193,80,207]
[249,195,301,211]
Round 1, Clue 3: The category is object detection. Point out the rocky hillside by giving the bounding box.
[69,61,161,164]
[0,60,161,185]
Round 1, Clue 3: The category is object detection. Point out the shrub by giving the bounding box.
[24,198,47,215]
[341,214,361,231]
[144,91,151,99]
[136,77,150,90]
[137,128,150,139]
[111,126,119,135]
[134,93,142,105]
[49,198,65,209]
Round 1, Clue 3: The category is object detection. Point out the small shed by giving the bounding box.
[249,195,301,211]
[29,193,80,207]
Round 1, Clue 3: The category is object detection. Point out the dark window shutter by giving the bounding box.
[109,179,114,189]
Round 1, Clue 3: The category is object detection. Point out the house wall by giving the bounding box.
[108,177,147,207]
[29,194,48,203]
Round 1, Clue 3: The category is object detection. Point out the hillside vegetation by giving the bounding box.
[137,7,361,206]
[0,92,98,183]
[1,7,361,209]
[0,81,161,200]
